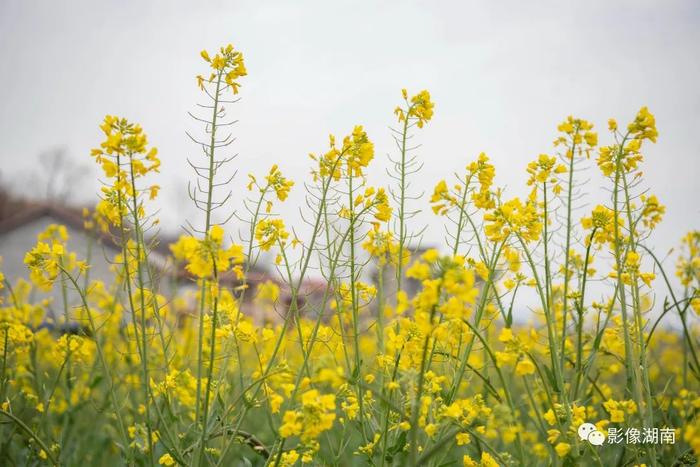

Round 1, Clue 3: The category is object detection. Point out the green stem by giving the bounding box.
[126,160,155,467]
[194,69,223,465]
[395,112,411,293]
[572,228,596,400]
[559,131,578,370]
[347,170,368,443]
[0,409,59,466]
[198,260,221,465]
[408,306,436,466]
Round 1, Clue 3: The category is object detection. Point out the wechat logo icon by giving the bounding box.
[578,422,605,446]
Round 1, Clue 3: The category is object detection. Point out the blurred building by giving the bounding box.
[0,201,171,321]
[0,193,328,326]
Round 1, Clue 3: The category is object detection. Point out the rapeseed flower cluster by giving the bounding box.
[198,43,247,93]
[484,196,542,243]
[395,89,435,128]
[170,225,245,279]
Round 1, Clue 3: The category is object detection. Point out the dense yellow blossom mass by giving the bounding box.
[0,43,698,467]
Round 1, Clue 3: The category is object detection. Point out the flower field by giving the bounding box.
[1,43,700,466]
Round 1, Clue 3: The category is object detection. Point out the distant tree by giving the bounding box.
[30,147,89,202]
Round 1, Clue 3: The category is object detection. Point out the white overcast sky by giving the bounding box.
[1,0,698,272]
